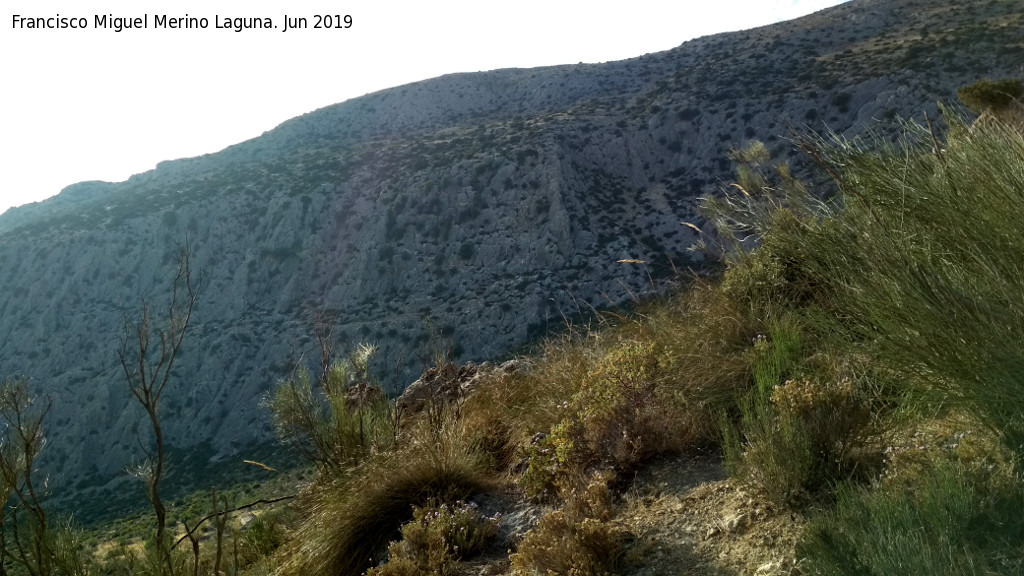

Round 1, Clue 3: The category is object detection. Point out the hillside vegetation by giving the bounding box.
[1,0,1022,501]
[3,88,1023,574]
[270,97,1024,576]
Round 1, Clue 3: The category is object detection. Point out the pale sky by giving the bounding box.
[1,0,849,215]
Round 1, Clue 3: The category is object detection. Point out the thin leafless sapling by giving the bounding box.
[119,242,201,575]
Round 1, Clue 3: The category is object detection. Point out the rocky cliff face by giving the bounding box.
[0,0,1020,505]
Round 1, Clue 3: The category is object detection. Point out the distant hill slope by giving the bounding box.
[0,0,1020,504]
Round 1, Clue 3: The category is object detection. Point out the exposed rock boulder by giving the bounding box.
[344,382,388,412]
[396,359,527,417]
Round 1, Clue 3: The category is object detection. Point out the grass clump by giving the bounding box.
[750,317,801,395]
[277,415,494,576]
[784,115,1024,458]
[799,463,1024,575]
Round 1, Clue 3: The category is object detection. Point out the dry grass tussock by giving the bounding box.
[276,414,495,576]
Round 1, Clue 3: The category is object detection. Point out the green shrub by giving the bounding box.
[782,115,1024,457]
[771,376,870,467]
[243,511,288,557]
[723,359,873,505]
[520,419,578,502]
[722,392,817,506]
[704,108,1024,528]
[956,77,1023,114]
[266,343,394,473]
[710,111,1024,461]
[518,341,679,500]
[569,342,667,464]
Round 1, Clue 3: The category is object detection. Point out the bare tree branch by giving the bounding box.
[119,240,202,575]
[170,494,296,551]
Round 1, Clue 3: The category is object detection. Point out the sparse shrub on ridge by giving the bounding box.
[771,375,870,467]
[266,343,395,475]
[637,282,756,442]
[517,338,685,501]
[243,509,290,558]
[722,391,816,506]
[722,370,875,506]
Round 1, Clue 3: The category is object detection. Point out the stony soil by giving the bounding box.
[619,452,805,576]
[450,450,807,576]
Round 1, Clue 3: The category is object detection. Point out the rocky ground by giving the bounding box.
[620,452,805,576]
[443,450,806,576]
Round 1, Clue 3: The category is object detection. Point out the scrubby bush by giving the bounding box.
[368,500,500,576]
[518,340,681,501]
[783,115,1024,457]
[243,510,289,557]
[771,376,870,465]
[957,77,1022,114]
[510,472,628,576]
[520,419,578,501]
[267,343,395,474]
[722,393,815,506]
[723,371,874,506]
[639,283,756,442]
